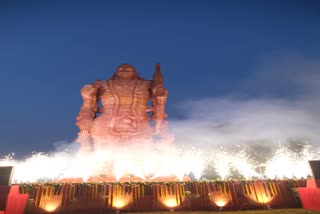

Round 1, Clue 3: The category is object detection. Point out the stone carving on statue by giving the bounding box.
[76,64,173,152]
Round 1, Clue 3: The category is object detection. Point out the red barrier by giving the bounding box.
[0,185,29,214]
[6,194,29,214]
[306,179,320,188]
[298,188,320,211]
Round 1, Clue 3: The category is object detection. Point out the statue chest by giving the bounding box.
[100,80,151,107]
[96,80,151,135]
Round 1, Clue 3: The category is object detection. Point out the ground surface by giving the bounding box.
[127,210,319,214]
[37,209,320,214]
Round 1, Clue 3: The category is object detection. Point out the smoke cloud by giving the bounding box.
[171,53,320,148]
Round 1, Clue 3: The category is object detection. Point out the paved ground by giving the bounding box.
[26,208,320,214]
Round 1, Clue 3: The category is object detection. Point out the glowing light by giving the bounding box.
[112,195,131,208]
[246,192,274,204]
[40,195,62,212]
[112,199,126,208]
[160,196,179,208]
[245,182,275,204]
[43,204,58,212]
[215,199,228,207]
[209,191,230,207]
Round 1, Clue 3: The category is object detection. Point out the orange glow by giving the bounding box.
[112,194,131,208]
[40,195,62,212]
[246,192,274,204]
[162,198,178,207]
[159,195,182,208]
[209,191,231,207]
[43,204,59,212]
[214,198,230,207]
[113,199,126,208]
[245,182,275,204]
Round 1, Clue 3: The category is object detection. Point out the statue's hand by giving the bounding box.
[145,107,154,112]
[153,120,166,135]
[81,85,97,99]
[153,85,168,97]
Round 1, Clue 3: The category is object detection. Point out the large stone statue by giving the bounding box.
[76,64,173,152]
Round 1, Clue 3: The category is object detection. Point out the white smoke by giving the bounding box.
[172,53,320,147]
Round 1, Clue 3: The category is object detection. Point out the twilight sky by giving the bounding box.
[1,0,320,157]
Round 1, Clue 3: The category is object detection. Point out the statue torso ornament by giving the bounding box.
[113,111,137,134]
[90,79,152,138]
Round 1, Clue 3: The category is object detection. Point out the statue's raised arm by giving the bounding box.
[77,85,98,131]
[76,83,99,151]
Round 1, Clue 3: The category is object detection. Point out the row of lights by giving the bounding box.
[41,190,273,212]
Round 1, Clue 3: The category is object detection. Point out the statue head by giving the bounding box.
[114,64,139,80]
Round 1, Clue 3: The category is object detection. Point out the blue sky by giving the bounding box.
[1,0,320,156]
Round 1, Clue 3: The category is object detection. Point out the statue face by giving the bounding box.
[115,64,137,80]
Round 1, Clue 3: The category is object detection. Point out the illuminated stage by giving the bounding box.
[16,179,305,213]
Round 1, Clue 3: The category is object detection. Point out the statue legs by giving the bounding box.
[76,131,93,154]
